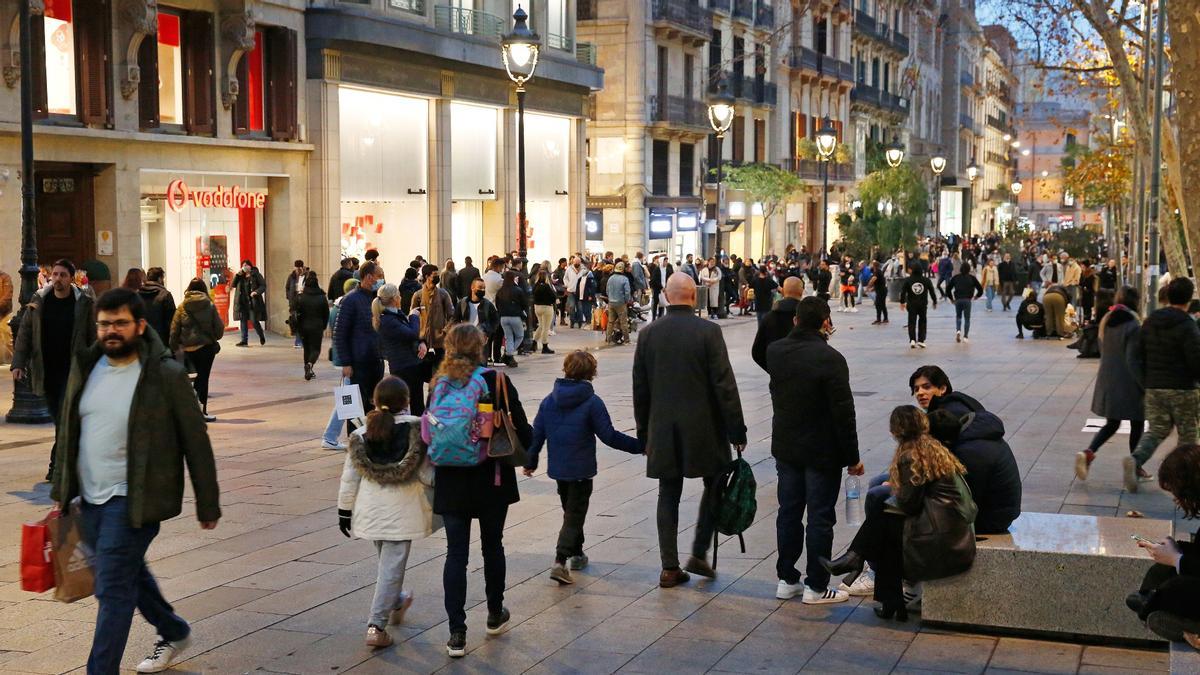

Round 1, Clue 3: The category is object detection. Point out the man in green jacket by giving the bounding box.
[51,287,220,674]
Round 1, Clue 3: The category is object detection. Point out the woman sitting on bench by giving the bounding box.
[1129,444,1200,647]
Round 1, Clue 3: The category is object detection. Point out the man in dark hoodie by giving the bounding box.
[752,276,804,370]
[928,409,1022,534]
[137,267,176,341]
[899,263,933,348]
[1126,276,1200,492]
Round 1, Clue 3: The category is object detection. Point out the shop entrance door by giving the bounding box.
[36,164,95,267]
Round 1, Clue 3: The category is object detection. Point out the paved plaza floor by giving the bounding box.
[0,299,1182,674]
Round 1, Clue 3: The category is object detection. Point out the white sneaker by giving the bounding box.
[955,330,961,343]
[776,579,804,600]
[909,340,916,349]
[801,585,849,605]
[321,440,347,451]
[203,414,217,423]
[838,567,876,597]
[903,581,923,611]
[962,336,969,343]
[137,636,191,673]
[917,342,927,349]
[850,307,859,313]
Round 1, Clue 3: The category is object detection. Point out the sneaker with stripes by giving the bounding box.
[801,585,849,605]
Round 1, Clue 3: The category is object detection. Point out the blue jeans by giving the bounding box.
[775,460,841,590]
[443,507,508,634]
[500,316,524,356]
[954,299,973,337]
[323,377,350,444]
[572,300,593,327]
[867,471,891,519]
[239,318,264,343]
[984,286,996,310]
[81,498,188,674]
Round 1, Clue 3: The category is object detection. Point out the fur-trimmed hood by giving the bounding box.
[348,415,427,486]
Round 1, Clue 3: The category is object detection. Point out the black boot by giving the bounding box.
[874,604,909,622]
[819,550,864,577]
[504,356,519,368]
[541,344,555,354]
[304,363,315,381]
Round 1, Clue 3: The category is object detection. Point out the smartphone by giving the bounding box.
[1131,534,1157,545]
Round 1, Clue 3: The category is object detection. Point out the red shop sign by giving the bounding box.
[166,179,267,212]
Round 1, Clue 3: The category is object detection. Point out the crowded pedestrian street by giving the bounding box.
[0,303,1178,674]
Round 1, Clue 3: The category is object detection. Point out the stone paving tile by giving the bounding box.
[258,632,379,674]
[173,627,324,673]
[526,647,635,675]
[617,636,736,673]
[1079,645,1169,670]
[894,632,997,674]
[567,615,677,655]
[988,637,1084,674]
[801,634,909,673]
[169,585,274,623]
[710,635,818,674]
[0,620,92,654]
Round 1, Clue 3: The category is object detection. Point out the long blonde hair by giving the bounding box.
[888,406,966,487]
[371,283,400,331]
[436,324,486,382]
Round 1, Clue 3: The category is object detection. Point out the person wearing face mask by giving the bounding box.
[373,284,428,415]
[231,259,267,346]
[410,268,454,373]
[456,278,499,342]
[764,297,863,605]
[334,261,387,422]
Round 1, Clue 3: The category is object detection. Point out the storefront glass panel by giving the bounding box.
[44,0,76,115]
[523,113,570,264]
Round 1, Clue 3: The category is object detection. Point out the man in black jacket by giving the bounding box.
[766,297,863,604]
[1126,276,1200,492]
[327,258,355,303]
[633,273,746,588]
[928,409,1021,534]
[751,276,803,370]
[998,253,1017,311]
[899,263,933,348]
[647,255,674,320]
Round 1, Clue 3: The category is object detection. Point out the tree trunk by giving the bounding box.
[1167,0,1200,274]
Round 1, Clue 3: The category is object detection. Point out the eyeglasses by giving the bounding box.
[96,319,136,330]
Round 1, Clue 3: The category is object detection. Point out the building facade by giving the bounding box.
[972,24,1016,234]
[849,0,910,175]
[0,0,308,329]
[935,0,983,237]
[1014,101,1099,230]
[305,0,601,277]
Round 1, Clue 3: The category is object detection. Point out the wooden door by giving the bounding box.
[36,166,95,267]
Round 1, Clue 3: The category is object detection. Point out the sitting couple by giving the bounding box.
[835,366,1023,609]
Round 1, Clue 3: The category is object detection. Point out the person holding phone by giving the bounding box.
[1127,444,1200,646]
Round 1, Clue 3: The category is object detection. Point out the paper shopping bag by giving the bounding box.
[48,510,94,603]
[20,513,55,593]
[334,383,365,421]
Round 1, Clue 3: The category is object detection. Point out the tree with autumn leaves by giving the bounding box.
[1062,141,1134,235]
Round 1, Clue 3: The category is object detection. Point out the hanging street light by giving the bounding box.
[706,84,736,257]
[815,116,838,256]
[500,5,540,259]
[1011,180,1023,195]
[966,161,979,183]
[930,153,946,235]
[885,140,905,168]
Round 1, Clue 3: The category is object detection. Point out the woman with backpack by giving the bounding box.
[428,324,531,658]
[337,377,434,649]
[169,278,224,422]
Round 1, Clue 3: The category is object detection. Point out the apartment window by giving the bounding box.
[684,54,695,101]
[656,46,668,117]
[652,140,670,195]
[708,133,721,170]
[33,0,111,124]
[755,45,765,88]
[732,116,745,163]
[140,9,215,134]
[754,118,765,163]
[547,0,567,46]
[388,0,426,13]
[815,18,828,55]
[709,29,722,93]
[233,27,299,140]
[733,36,744,81]
[680,144,695,196]
[1065,132,1077,150]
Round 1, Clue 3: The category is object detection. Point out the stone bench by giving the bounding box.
[1172,641,1200,673]
[921,512,1171,644]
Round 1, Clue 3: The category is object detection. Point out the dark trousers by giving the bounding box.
[775,460,841,590]
[907,306,927,342]
[1089,418,1145,453]
[391,364,426,416]
[488,328,504,363]
[185,344,218,411]
[875,294,888,322]
[954,299,973,337]
[1137,562,1200,627]
[81,497,189,675]
[657,476,718,570]
[43,376,66,474]
[650,290,663,320]
[442,507,508,634]
[239,318,264,343]
[300,329,323,366]
[849,509,907,608]
[1001,281,1016,310]
[555,479,593,563]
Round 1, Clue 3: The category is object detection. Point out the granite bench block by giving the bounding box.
[922,512,1170,643]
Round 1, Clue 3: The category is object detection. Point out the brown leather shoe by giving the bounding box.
[659,568,691,588]
[683,555,716,579]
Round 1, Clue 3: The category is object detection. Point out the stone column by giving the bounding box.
[306,55,342,282]
[429,91,453,262]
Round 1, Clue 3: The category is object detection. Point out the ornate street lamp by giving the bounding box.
[500,6,540,258]
[1011,180,1023,195]
[966,161,979,183]
[706,85,736,258]
[885,140,905,168]
[930,153,946,235]
[1011,179,1023,226]
[815,116,838,256]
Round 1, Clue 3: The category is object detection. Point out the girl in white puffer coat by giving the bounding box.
[337,376,435,649]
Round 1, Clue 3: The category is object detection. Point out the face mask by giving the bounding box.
[372,279,385,291]
[475,290,486,300]
[242,266,251,274]
[432,275,441,286]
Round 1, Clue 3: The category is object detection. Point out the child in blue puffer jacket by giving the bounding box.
[523,350,642,585]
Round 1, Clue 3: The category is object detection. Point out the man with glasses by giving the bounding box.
[13,258,96,481]
[51,287,220,673]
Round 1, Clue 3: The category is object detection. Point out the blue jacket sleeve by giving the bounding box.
[590,396,642,454]
[525,399,548,469]
[333,295,353,367]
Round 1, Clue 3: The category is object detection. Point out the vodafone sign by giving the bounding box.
[165,179,267,212]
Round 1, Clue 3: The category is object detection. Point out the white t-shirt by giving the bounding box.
[78,356,142,505]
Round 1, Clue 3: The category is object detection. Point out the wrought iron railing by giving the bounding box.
[652,0,713,35]
[653,94,709,129]
[433,6,505,40]
[779,158,855,181]
[548,33,574,51]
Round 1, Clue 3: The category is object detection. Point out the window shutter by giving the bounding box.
[233,52,249,134]
[75,0,111,126]
[183,11,215,135]
[799,113,808,139]
[267,27,297,140]
[789,112,797,161]
[31,14,48,118]
[138,30,159,128]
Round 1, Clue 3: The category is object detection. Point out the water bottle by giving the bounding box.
[844,475,865,526]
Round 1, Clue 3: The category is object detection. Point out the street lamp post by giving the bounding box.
[706,85,736,258]
[1011,179,1023,227]
[966,160,978,232]
[885,140,905,169]
[930,153,946,236]
[815,116,838,257]
[7,0,49,424]
[500,6,540,259]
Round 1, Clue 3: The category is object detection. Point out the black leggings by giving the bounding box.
[875,295,888,322]
[300,328,323,367]
[907,306,927,342]
[186,344,218,412]
[1088,418,1144,453]
[849,509,906,608]
[842,291,856,307]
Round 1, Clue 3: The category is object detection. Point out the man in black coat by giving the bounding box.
[456,257,482,301]
[327,258,355,303]
[633,273,746,587]
[928,409,1022,535]
[751,276,803,370]
[766,297,863,603]
[647,256,674,320]
[899,263,933,348]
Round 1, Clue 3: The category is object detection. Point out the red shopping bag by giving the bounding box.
[20,511,57,593]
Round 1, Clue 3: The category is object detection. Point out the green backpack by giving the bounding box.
[711,451,757,567]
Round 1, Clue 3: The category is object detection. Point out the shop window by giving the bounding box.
[32,0,111,124]
[139,9,215,135]
[233,27,298,140]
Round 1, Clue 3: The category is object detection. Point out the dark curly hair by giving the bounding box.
[1159,444,1200,518]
